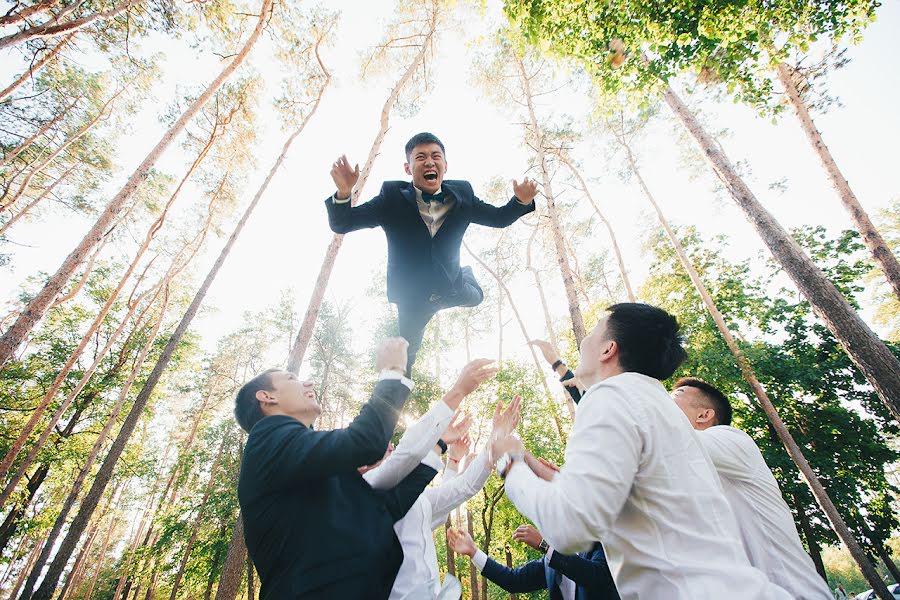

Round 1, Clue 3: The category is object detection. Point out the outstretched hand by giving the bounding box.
[331,154,359,200]
[447,527,477,557]
[447,359,498,407]
[527,339,559,366]
[512,525,544,551]
[442,411,472,445]
[512,177,539,204]
[490,395,521,440]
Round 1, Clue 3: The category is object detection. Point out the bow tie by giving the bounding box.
[422,190,445,203]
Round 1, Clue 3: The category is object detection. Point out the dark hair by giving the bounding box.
[604,303,687,380]
[234,368,280,433]
[405,132,445,161]
[673,377,733,426]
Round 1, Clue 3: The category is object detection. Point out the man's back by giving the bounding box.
[699,425,832,600]
[506,372,790,599]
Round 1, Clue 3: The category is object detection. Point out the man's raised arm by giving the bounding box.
[325,154,385,233]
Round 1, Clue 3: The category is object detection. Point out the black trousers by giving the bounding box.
[396,266,484,374]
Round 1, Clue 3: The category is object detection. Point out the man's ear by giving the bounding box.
[698,408,716,426]
[599,340,617,362]
[256,389,277,406]
[403,162,412,176]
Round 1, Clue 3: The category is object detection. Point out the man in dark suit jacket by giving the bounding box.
[235,338,437,599]
[448,525,619,600]
[326,132,537,372]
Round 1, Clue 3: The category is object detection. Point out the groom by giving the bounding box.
[326,132,537,372]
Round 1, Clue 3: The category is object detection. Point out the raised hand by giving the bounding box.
[527,339,559,366]
[375,337,409,373]
[448,433,471,464]
[490,395,521,440]
[331,154,359,200]
[442,411,472,445]
[512,177,539,204]
[512,525,544,551]
[489,434,524,465]
[447,527,477,557]
[445,359,498,409]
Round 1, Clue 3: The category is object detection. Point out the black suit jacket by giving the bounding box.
[238,380,436,599]
[325,180,535,304]
[481,543,619,600]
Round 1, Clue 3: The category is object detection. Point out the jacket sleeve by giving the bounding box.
[324,188,386,233]
[480,556,547,593]
[426,453,493,529]
[559,369,583,404]
[380,462,438,522]
[469,195,535,228]
[547,547,620,599]
[258,379,410,491]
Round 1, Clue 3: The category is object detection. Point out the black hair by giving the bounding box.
[405,132,446,161]
[234,368,280,433]
[604,303,687,380]
[673,377,733,426]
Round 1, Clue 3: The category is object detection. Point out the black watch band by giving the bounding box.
[437,439,448,454]
[551,359,564,371]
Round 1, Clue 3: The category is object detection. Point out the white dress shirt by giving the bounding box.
[390,453,493,600]
[504,372,792,600]
[471,547,575,600]
[699,425,832,600]
[363,396,452,490]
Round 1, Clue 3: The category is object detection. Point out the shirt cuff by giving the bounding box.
[545,547,555,562]
[472,549,488,572]
[379,369,413,390]
[422,449,444,472]
[513,196,532,205]
[331,193,350,204]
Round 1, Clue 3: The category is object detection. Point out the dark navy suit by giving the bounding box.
[325,180,534,371]
[480,543,619,600]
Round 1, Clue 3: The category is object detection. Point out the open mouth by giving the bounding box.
[424,171,438,182]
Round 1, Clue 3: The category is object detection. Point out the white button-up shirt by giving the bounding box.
[390,453,493,599]
[504,372,792,600]
[698,425,832,600]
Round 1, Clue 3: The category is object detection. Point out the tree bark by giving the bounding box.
[466,509,480,600]
[0,0,61,27]
[214,516,247,600]
[512,52,586,345]
[445,515,456,578]
[793,494,827,582]
[504,545,518,600]
[0,0,143,51]
[622,128,893,600]
[777,62,900,300]
[663,83,900,425]
[286,14,436,373]
[0,31,75,103]
[556,151,635,302]
[0,0,273,368]
[7,535,46,600]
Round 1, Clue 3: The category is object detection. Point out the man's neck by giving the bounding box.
[263,408,316,429]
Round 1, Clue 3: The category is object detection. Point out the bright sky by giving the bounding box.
[2,0,899,386]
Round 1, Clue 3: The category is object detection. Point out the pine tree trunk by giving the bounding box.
[0,31,74,103]
[214,516,247,600]
[663,83,900,424]
[556,151,635,302]
[512,52,586,345]
[245,556,256,600]
[0,464,48,555]
[0,0,144,51]
[504,546,518,600]
[0,0,272,368]
[57,519,100,600]
[622,132,893,600]
[83,510,118,600]
[0,535,29,590]
[8,535,46,600]
[466,509,480,600]
[286,18,436,373]
[793,494,827,582]
[445,515,456,578]
[0,163,78,237]
[777,62,900,300]
[0,0,61,27]
[465,241,567,442]
[168,435,227,600]
[0,93,79,169]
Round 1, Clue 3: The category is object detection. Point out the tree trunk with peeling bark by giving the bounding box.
[663,83,900,426]
[0,0,144,51]
[0,31,75,103]
[0,0,61,27]
[0,0,272,368]
[214,516,247,600]
[286,15,437,373]
[777,62,900,300]
[621,131,891,599]
[512,52,586,345]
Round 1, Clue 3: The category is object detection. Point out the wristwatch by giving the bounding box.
[495,452,524,479]
[538,539,550,554]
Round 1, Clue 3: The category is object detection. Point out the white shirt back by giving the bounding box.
[505,372,791,600]
[699,425,832,600]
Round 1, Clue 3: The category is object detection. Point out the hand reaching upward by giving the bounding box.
[447,528,477,557]
[490,395,521,441]
[331,154,359,200]
[512,177,539,204]
[442,411,472,445]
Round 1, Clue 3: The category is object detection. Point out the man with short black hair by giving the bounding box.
[492,303,791,599]
[237,338,482,599]
[326,132,537,373]
[672,378,832,600]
